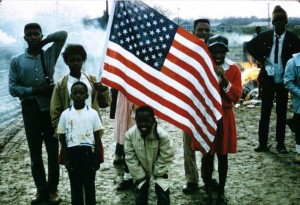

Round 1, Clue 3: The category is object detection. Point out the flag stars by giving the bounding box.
[159,36,164,42]
[159,18,164,23]
[162,44,167,49]
[158,53,163,58]
[148,47,153,52]
[144,56,149,61]
[134,7,139,13]
[150,12,155,18]
[133,26,138,31]
[146,39,151,45]
[143,14,148,19]
[162,27,167,32]
[136,50,140,56]
[146,22,151,27]
[151,54,156,59]
[165,34,170,40]
[125,37,130,42]
[154,62,159,67]
[123,29,128,35]
[169,24,174,30]
[143,32,148,37]
[156,28,161,34]
[153,20,158,26]
[142,49,146,54]
[150,30,155,35]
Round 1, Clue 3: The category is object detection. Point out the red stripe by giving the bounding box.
[103,48,214,145]
[170,40,222,115]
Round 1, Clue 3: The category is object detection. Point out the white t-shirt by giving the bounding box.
[57,105,103,148]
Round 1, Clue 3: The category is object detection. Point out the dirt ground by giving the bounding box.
[1,100,300,205]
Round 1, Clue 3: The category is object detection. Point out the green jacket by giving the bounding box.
[50,72,111,137]
[124,125,174,191]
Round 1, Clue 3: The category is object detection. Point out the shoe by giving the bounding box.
[182,182,198,194]
[294,153,300,164]
[199,196,213,205]
[113,155,124,166]
[211,178,219,192]
[30,193,45,205]
[216,194,227,205]
[254,145,269,152]
[116,179,133,191]
[276,144,288,154]
[49,191,62,204]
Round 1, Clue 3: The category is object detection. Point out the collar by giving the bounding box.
[274,30,286,39]
[221,58,235,71]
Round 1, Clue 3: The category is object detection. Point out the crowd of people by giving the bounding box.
[8,4,300,205]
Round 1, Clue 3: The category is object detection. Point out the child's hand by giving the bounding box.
[93,160,100,171]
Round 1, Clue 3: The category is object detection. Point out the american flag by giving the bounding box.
[101,0,222,153]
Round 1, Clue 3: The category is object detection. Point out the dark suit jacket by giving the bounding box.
[246,30,300,69]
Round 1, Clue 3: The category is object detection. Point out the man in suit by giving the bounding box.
[246,5,300,153]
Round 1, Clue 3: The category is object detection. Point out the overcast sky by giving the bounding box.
[1,0,300,21]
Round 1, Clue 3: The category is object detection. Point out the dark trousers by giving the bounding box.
[115,143,129,173]
[258,79,288,146]
[67,146,96,205]
[135,180,170,205]
[21,99,59,194]
[294,113,300,145]
[202,154,228,195]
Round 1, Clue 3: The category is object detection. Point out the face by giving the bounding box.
[209,46,227,66]
[24,28,42,48]
[70,84,88,108]
[273,18,287,35]
[135,111,155,137]
[66,54,84,73]
[193,22,210,43]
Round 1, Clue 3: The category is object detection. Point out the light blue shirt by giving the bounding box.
[9,31,67,111]
[284,53,300,114]
[265,31,286,83]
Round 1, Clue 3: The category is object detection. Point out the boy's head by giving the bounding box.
[193,18,210,44]
[24,23,43,49]
[208,35,229,66]
[70,81,88,108]
[135,106,155,138]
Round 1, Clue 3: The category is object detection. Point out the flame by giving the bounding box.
[240,62,260,85]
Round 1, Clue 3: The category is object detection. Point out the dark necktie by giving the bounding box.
[274,35,280,64]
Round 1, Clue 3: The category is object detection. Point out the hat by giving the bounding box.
[272,5,288,23]
[207,35,229,51]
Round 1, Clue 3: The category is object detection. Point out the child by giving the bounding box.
[57,81,103,205]
[124,106,174,205]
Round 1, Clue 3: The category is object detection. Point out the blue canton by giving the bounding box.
[109,0,178,70]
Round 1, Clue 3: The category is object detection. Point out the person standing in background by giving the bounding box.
[182,18,218,194]
[9,23,67,204]
[246,5,300,153]
[284,52,300,164]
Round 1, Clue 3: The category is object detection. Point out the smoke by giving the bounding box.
[0,0,107,81]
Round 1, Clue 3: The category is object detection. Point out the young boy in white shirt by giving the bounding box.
[57,81,103,205]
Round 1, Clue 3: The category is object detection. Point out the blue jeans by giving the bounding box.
[135,180,170,205]
[21,99,59,194]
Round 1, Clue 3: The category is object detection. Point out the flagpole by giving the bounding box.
[98,0,117,80]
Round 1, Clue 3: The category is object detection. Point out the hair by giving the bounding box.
[135,105,159,139]
[24,23,42,33]
[71,81,88,94]
[193,18,210,30]
[62,44,87,64]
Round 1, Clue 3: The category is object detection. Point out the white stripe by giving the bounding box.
[104,43,217,138]
[174,33,222,112]
[164,59,221,125]
[167,47,222,121]
[102,69,212,152]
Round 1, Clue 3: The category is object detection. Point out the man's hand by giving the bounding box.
[32,83,54,96]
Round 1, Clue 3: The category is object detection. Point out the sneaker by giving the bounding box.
[254,145,269,152]
[182,182,198,194]
[30,193,46,205]
[49,191,62,204]
[116,179,133,191]
[276,144,288,154]
[294,153,300,164]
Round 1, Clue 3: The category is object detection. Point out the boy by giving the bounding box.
[125,106,174,205]
[9,22,67,204]
[57,81,103,205]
